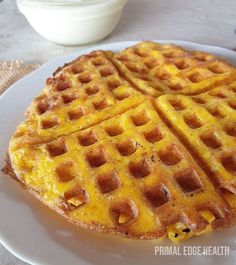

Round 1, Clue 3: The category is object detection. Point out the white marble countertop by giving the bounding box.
[0,0,236,264]
[1,0,236,64]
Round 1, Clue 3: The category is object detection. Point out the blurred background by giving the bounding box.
[0,0,235,64]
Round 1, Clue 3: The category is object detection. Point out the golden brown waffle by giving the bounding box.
[8,101,234,241]
[156,90,236,194]
[11,51,144,148]
[5,42,236,242]
[111,41,236,97]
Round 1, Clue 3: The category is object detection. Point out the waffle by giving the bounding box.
[11,50,144,149]
[111,41,236,97]
[156,82,236,195]
[4,42,236,242]
[8,100,234,241]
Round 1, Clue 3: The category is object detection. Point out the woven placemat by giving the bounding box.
[0,60,39,95]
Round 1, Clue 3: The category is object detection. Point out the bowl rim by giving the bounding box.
[16,0,126,8]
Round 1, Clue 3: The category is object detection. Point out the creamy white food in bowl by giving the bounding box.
[16,0,128,46]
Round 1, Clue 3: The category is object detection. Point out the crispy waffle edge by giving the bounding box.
[1,155,167,240]
[2,155,236,241]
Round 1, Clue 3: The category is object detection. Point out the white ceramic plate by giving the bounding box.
[1,40,236,265]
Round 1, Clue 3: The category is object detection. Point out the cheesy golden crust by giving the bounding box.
[5,42,236,242]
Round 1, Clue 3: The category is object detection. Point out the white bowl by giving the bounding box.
[16,0,128,46]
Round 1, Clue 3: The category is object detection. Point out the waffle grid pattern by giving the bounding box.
[7,42,236,242]
[112,42,236,97]
[10,101,231,239]
[11,51,144,147]
[157,82,236,194]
